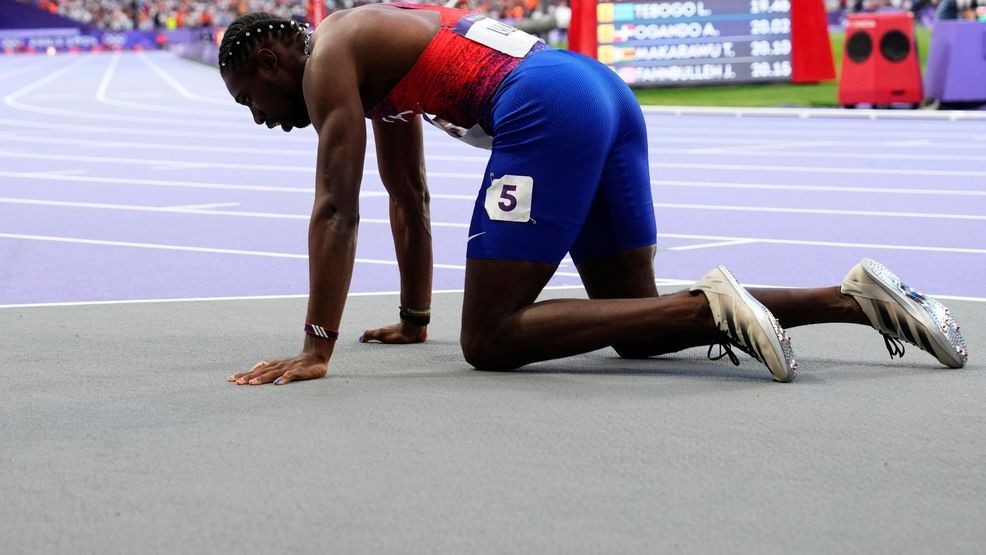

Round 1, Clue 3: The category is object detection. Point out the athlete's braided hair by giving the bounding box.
[218,13,308,74]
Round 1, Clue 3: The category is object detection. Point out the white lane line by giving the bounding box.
[168,202,241,211]
[2,169,981,200]
[0,197,472,227]
[0,170,312,193]
[26,92,84,100]
[34,126,980,165]
[0,170,458,199]
[0,64,47,81]
[148,163,214,171]
[1,197,983,253]
[2,283,983,310]
[7,148,986,180]
[0,134,487,161]
[136,51,232,105]
[95,52,240,118]
[0,285,596,309]
[655,146,986,163]
[116,91,168,99]
[650,160,986,178]
[0,150,302,171]
[0,150,483,181]
[0,117,314,144]
[93,50,119,102]
[641,122,986,142]
[641,104,986,121]
[652,202,986,221]
[661,232,986,255]
[1,56,242,127]
[3,57,92,111]
[684,140,840,154]
[16,169,88,178]
[0,132,316,157]
[5,196,984,224]
[0,232,583,278]
[8,149,984,179]
[645,136,986,151]
[666,239,757,251]
[0,232,455,267]
[651,179,986,197]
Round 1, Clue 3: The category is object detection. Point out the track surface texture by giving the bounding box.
[1,52,984,554]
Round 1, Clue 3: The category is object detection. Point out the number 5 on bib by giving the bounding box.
[484,175,533,223]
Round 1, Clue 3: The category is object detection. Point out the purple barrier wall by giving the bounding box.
[0,0,80,30]
[924,21,986,103]
[0,27,212,54]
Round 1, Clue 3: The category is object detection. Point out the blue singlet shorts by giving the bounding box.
[466,49,656,265]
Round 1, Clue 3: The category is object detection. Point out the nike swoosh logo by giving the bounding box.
[467,232,487,242]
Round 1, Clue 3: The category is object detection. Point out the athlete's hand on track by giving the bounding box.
[359,322,427,344]
[228,353,327,386]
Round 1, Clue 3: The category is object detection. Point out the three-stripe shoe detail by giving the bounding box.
[691,266,797,383]
[841,258,968,368]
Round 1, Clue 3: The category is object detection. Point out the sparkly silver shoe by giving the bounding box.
[691,266,797,382]
[841,258,968,368]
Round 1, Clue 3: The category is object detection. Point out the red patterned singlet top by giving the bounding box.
[364,3,549,137]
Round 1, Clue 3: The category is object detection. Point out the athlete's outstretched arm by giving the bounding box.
[361,117,433,344]
[230,27,366,386]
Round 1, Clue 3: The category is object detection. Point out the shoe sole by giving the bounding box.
[859,258,967,368]
[704,267,796,383]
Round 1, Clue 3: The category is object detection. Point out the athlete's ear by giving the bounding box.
[255,48,278,77]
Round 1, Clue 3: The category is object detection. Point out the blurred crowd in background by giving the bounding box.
[21,0,571,31]
[18,0,983,31]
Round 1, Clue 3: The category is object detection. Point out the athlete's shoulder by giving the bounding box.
[311,5,432,53]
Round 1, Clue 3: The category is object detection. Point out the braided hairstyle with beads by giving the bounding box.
[218,13,309,74]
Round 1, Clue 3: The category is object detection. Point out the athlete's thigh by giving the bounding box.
[576,245,659,301]
[461,258,557,342]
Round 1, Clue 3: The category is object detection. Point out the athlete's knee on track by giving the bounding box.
[460,329,521,371]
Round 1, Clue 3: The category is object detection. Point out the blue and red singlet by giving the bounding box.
[365,3,548,144]
[367,4,657,266]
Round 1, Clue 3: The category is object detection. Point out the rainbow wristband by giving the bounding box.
[399,306,431,327]
[304,323,339,340]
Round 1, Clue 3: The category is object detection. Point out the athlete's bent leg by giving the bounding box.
[459,258,714,370]
[575,247,870,359]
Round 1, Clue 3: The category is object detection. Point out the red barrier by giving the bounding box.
[838,12,922,106]
[791,0,835,83]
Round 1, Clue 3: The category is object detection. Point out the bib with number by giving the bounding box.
[485,175,534,222]
[451,14,541,58]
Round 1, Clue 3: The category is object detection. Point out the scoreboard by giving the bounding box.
[596,0,795,86]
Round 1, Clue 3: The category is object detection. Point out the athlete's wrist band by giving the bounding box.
[304,323,339,340]
[399,306,431,327]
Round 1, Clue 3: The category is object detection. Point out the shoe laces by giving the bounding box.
[881,332,906,360]
[707,331,761,366]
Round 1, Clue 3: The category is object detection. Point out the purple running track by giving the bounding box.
[1,52,984,307]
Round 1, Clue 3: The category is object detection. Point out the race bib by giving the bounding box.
[452,15,541,58]
[484,175,533,222]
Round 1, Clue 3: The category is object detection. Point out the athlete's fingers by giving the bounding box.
[236,361,282,385]
[274,365,324,385]
[247,368,284,385]
[273,370,298,385]
[228,360,269,382]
